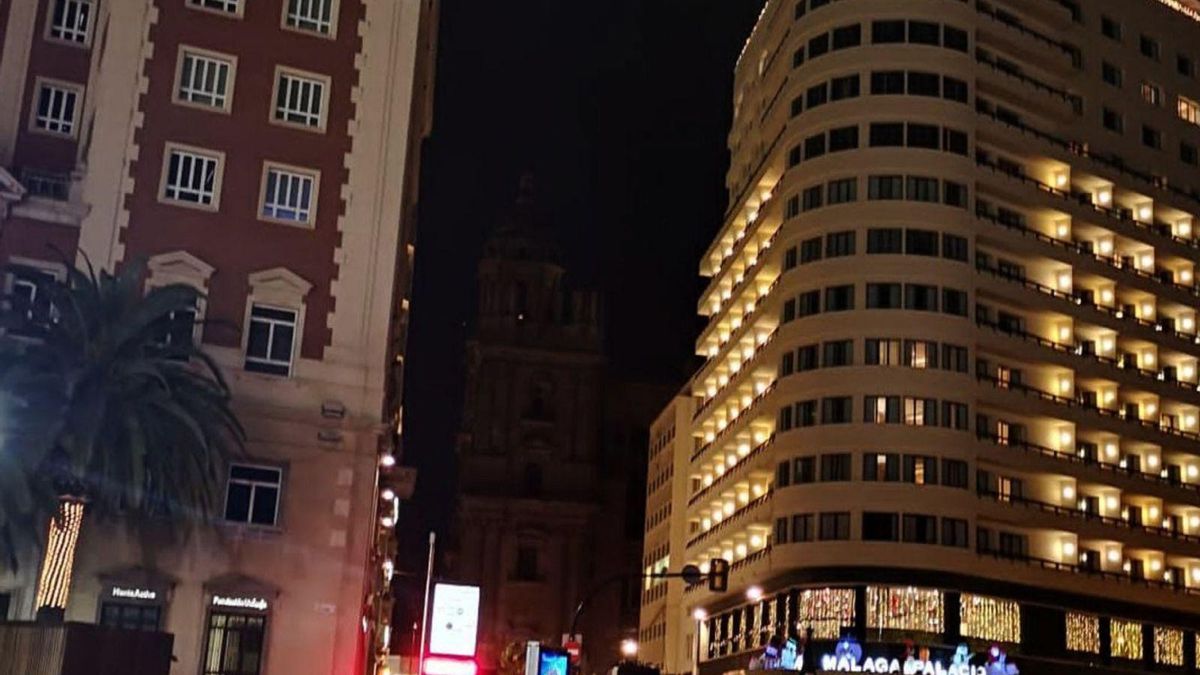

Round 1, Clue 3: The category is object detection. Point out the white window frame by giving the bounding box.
[173,46,237,114]
[282,0,338,38]
[184,0,244,19]
[29,78,83,139]
[158,142,225,210]
[242,268,311,379]
[223,463,284,527]
[244,303,299,376]
[4,257,67,339]
[1179,96,1200,126]
[258,162,319,227]
[44,0,94,46]
[270,67,330,133]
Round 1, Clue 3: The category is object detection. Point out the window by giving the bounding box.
[942,288,968,316]
[1101,15,1121,41]
[285,0,335,35]
[787,144,802,167]
[791,514,813,542]
[100,602,163,632]
[828,126,859,151]
[902,340,936,368]
[188,0,241,14]
[905,229,938,256]
[161,144,223,207]
[797,291,821,317]
[796,400,818,427]
[797,344,818,371]
[867,228,902,254]
[793,457,816,484]
[516,545,539,580]
[902,514,937,544]
[47,0,93,43]
[825,230,855,256]
[907,72,940,97]
[903,397,936,425]
[1182,142,1198,166]
[869,123,904,147]
[808,32,830,59]
[802,185,823,211]
[868,175,903,200]
[203,611,266,675]
[827,178,857,204]
[800,237,822,263]
[260,164,318,225]
[904,284,937,311]
[31,80,80,137]
[943,128,968,155]
[818,512,850,540]
[824,285,854,311]
[782,299,797,323]
[906,176,939,202]
[908,21,939,45]
[1140,34,1160,60]
[906,123,940,149]
[942,76,968,102]
[863,512,899,541]
[224,464,282,526]
[831,24,861,50]
[825,338,854,365]
[1102,107,1124,133]
[820,453,852,479]
[273,68,328,130]
[821,397,852,425]
[866,283,901,309]
[792,48,805,69]
[872,20,905,44]
[942,234,968,261]
[779,405,794,431]
[1179,53,1195,76]
[244,304,298,376]
[941,518,968,547]
[790,95,803,117]
[785,195,801,218]
[1141,82,1162,106]
[903,455,937,484]
[870,71,905,95]
[941,344,968,372]
[176,48,235,111]
[1101,61,1122,87]
[942,459,968,488]
[780,350,796,376]
[865,338,901,365]
[21,168,70,201]
[1178,96,1200,125]
[943,181,967,208]
[152,304,198,353]
[863,453,900,481]
[784,246,798,270]
[943,26,968,51]
[806,83,829,109]
[865,395,900,424]
[1142,125,1162,149]
[0,593,8,620]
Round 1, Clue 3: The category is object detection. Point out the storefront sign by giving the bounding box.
[428,583,480,657]
[212,595,269,612]
[111,586,157,601]
[819,655,984,675]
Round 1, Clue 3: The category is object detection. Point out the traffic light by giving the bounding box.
[707,558,729,592]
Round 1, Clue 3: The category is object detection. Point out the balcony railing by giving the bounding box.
[977,371,1200,445]
[977,429,1200,495]
[975,0,1081,63]
[695,329,779,419]
[686,492,774,549]
[974,199,1200,299]
[976,546,1198,595]
[975,49,1081,112]
[977,488,1200,545]
[688,434,776,506]
[693,381,778,461]
[975,317,1200,398]
[975,261,1200,350]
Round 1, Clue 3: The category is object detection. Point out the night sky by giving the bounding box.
[398,0,766,561]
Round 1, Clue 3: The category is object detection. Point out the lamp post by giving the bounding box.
[620,639,638,662]
[692,608,708,675]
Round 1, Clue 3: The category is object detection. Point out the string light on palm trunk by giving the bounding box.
[35,499,85,610]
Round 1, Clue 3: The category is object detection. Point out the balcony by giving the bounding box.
[692,381,777,462]
[0,621,172,675]
[688,434,775,506]
[975,546,1198,596]
[974,0,1081,65]
[686,491,773,549]
[978,488,1200,546]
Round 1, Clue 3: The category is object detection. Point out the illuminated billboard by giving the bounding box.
[429,583,481,657]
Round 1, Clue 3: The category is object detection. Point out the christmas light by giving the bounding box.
[1154,627,1184,666]
[961,594,1020,643]
[34,500,85,610]
[867,586,944,633]
[1111,619,1143,660]
[1065,613,1100,654]
[797,588,855,639]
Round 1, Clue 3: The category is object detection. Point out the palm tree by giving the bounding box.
[0,257,244,617]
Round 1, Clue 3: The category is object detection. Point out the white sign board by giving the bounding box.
[428,583,480,657]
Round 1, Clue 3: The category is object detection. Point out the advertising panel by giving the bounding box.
[429,583,481,657]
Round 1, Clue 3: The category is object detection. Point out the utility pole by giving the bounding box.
[417,531,436,675]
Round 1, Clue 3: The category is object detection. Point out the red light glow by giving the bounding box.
[423,657,478,675]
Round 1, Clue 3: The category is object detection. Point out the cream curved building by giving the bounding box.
[640,1,1200,673]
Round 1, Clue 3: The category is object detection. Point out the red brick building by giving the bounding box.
[0,1,437,673]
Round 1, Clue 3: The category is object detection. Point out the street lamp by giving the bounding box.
[692,608,708,675]
[745,585,763,602]
[621,639,639,661]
